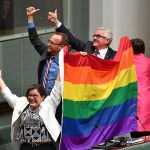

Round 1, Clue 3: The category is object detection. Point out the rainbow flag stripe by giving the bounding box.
[60,36,138,150]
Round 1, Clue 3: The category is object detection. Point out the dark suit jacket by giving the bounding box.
[56,24,116,60]
[28,27,52,84]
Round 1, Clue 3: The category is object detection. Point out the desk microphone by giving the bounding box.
[95,124,128,149]
[95,124,120,150]
[94,124,108,150]
[95,124,108,143]
[135,116,147,142]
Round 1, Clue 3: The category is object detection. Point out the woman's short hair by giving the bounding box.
[26,84,47,98]
[131,38,145,54]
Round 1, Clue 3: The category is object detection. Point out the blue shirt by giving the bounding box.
[40,55,59,94]
[28,22,35,29]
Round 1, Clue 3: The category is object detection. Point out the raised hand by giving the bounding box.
[0,70,7,90]
[48,9,59,25]
[26,7,40,16]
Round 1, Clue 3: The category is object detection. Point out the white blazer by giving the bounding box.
[0,81,61,142]
[59,48,65,97]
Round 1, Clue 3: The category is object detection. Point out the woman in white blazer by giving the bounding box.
[0,71,61,150]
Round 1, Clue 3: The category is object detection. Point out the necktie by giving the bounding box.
[42,56,54,88]
[94,50,100,56]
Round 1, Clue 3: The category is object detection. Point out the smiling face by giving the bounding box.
[26,84,47,109]
[27,89,45,109]
[27,89,45,108]
[93,29,110,50]
[47,32,68,55]
[47,34,63,55]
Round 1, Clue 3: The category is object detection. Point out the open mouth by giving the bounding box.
[29,100,36,104]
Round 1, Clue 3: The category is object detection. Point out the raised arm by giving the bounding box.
[48,9,86,51]
[46,72,61,109]
[0,70,25,108]
[26,7,47,56]
[0,70,7,91]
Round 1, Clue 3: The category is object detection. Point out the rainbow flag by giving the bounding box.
[60,36,138,150]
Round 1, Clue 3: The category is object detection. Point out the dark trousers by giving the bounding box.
[56,100,62,125]
[20,142,56,150]
[131,131,150,138]
[55,101,62,147]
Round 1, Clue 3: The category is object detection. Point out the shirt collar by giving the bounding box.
[95,48,108,59]
[99,48,108,56]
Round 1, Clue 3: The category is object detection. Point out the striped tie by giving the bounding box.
[42,56,54,88]
[94,50,100,56]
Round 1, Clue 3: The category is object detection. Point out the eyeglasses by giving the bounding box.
[48,40,62,45]
[93,34,106,39]
[28,94,38,99]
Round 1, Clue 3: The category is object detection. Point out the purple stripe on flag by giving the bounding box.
[60,116,137,150]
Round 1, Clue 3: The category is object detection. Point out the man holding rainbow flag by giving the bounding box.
[59,36,138,150]
[47,8,139,150]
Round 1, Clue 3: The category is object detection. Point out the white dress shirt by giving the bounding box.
[94,48,108,59]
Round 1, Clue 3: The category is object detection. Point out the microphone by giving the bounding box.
[95,124,108,143]
[135,116,147,142]
[94,124,120,150]
[94,124,107,150]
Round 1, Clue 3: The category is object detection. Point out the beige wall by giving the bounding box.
[89,0,150,57]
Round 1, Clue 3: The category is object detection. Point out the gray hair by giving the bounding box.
[97,27,113,45]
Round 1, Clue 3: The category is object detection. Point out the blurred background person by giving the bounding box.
[131,38,150,138]
[0,0,13,30]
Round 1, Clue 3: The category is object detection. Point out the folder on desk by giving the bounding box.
[112,133,143,144]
